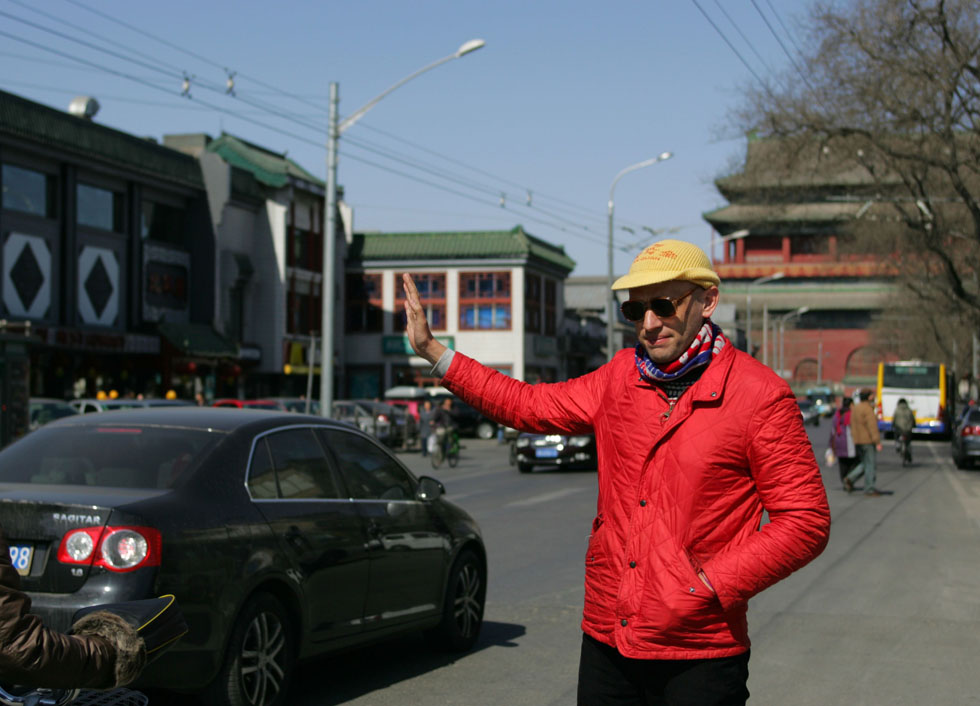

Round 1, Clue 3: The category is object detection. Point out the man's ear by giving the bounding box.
[700,286,720,318]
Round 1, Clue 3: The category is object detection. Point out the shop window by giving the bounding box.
[345,273,383,333]
[459,272,511,330]
[2,164,56,218]
[544,279,557,336]
[141,201,185,247]
[77,183,123,232]
[394,272,446,331]
[525,273,541,333]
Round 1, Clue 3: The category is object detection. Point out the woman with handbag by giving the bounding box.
[828,396,858,486]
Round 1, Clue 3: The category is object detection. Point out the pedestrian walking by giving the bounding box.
[829,396,858,485]
[402,240,830,706]
[418,399,434,457]
[843,388,883,495]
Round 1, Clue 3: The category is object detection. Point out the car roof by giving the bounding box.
[41,406,350,433]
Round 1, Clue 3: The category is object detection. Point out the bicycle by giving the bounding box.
[431,427,460,469]
[896,432,912,466]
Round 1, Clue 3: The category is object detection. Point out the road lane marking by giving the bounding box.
[505,487,587,508]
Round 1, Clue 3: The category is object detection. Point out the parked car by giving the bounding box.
[266,397,321,415]
[0,407,486,705]
[355,399,416,449]
[332,399,392,443]
[430,394,498,440]
[951,406,980,468]
[805,386,836,417]
[514,431,598,473]
[70,398,193,414]
[796,398,821,426]
[28,398,78,430]
[211,398,282,411]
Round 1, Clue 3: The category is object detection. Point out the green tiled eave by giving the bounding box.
[349,226,576,273]
[0,90,203,188]
[207,133,322,189]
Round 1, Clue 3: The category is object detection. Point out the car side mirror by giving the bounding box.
[416,476,445,501]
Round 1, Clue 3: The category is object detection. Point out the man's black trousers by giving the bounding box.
[577,633,750,705]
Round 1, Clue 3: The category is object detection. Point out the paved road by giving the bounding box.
[151,423,980,705]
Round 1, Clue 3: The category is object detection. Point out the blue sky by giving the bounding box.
[1,0,815,277]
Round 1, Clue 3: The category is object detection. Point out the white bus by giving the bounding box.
[875,361,950,437]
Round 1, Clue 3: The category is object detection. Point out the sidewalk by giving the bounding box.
[746,440,980,705]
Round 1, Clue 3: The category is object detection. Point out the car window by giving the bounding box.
[967,410,980,425]
[264,428,344,500]
[247,438,278,499]
[319,429,414,501]
[0,426,219,488]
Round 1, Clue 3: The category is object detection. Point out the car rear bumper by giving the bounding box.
[27,569,157,631]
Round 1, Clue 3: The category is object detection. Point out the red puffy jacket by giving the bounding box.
[442,342,830,660]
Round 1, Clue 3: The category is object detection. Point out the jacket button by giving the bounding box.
[629,561,636,569]
[620,619,628,627]
[639,500,647,507]
[711,391,718,397]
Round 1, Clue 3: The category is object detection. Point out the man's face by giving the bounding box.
[626,280,719,364]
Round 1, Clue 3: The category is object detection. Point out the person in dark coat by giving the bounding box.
[418,399,434,457]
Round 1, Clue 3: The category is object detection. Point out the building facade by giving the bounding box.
[0,89,236,401]
[704,137,895,391]
[341,227,575,397]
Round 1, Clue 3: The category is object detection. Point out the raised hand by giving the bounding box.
[402,273,447,365]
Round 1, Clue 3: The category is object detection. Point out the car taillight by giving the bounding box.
[377,414,389,423]
[57,526,161,572]
[961,426,980,437]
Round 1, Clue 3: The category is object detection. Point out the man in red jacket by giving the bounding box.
[403,240,830,706]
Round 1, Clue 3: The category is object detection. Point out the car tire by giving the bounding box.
[954,453,968,469]
[517,461,532,474]
[475,421,496,440]
[209,593,295,706]
[427,548,485,652]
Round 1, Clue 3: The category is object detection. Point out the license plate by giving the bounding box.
[9,544,34,577]
[535,447,559,458]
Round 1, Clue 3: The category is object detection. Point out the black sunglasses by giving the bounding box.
[620,289,696,322]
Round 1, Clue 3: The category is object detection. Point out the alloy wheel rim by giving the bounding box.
[240,610,286,706]
[453,563,483,638]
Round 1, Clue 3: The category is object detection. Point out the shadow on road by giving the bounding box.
[143,620,526,705]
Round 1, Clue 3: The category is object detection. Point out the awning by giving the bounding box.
[158,322,239,358]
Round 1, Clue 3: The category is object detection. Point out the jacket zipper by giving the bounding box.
[661,397,678,421]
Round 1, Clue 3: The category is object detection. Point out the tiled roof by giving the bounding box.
[348,226,576,273]
[206,133,322,189]
[0,90,203,188]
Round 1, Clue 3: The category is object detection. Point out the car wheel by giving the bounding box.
[210,593,295,706]
[517,461,532,474]
[475,421,496,440]
[427,548,485,652]
[954,453,968,469]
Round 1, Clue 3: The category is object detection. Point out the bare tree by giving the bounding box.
[732,0,980,361]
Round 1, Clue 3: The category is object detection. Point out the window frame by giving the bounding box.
[345,272,383,333]
[459,271,512,331]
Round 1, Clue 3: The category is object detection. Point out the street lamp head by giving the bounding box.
[658,151,673,162]
[456,39,486,57]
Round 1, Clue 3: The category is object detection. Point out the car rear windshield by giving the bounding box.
[0,425,222,489]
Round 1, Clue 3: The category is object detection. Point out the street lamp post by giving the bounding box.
[745,272,784,359]
[320,39,485,417]
[774,306,809,379]
[606,151,673,362]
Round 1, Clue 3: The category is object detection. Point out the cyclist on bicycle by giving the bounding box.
[892,398,916,464]
[0,523,145,689]
[431,398,457,455]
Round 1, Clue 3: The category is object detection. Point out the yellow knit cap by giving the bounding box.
[611,239,720,290]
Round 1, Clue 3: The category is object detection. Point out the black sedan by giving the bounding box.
[514,432,598,473]
[0,408,486,706]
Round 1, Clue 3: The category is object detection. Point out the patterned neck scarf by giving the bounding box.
[635,320,727,383]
